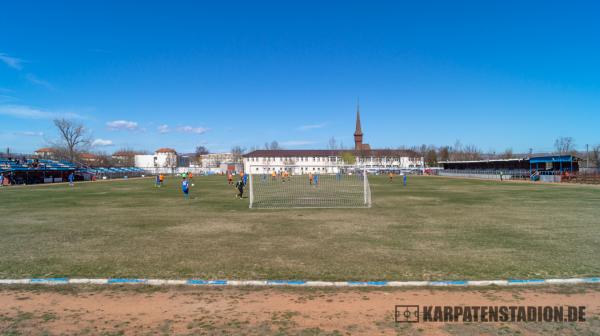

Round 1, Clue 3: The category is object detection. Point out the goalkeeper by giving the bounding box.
[235,179,245,199]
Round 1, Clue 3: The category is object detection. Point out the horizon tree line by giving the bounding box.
[7,119,597,168]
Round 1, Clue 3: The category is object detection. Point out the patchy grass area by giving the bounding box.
[0,175,599,281]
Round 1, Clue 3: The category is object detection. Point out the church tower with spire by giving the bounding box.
[354,102,363,151]
[353,100,370,151]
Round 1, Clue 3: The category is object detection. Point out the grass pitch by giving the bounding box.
[0,175,599,281]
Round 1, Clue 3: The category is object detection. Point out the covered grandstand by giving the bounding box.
[438,155,581,182]
[0,158,144,185]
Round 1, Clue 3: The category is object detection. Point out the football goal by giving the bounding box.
[248,166,372,209]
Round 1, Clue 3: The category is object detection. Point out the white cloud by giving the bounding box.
[15,131,44,136]
[178,126,209,134]
[92,138,114,147]
[298,123,326,131]
[281,140,317,147]
[0,104,83,119]
[0,53,24,70]
[25,73,54,90]
[107,120,139,131]
[157,124,171,133]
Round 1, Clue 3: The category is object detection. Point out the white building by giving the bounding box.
[195,152,234,168]
[135,148,178,170]
[243,149,423,175]
[242,106,423,174]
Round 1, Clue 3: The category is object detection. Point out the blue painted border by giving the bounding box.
[2,277,599,287]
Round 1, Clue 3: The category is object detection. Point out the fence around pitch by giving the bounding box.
[562,172,600,184]
[438,169,531,180]
[436,169,600,184]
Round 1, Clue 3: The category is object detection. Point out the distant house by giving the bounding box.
[79,153,99,164]
[34,147,56,159]
[112,151,138,166]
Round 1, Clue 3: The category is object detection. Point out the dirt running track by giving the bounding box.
[1,285,599,335]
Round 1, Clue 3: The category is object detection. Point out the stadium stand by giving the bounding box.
[0,158,143,185]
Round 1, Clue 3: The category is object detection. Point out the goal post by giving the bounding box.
[247,165,371,209]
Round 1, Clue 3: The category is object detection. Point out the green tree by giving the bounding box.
[341,151,356,164]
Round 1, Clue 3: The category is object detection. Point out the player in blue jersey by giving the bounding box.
[182,176,190,199]
[68,172,75,187]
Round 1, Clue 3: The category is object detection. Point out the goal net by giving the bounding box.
[248,166,372,209]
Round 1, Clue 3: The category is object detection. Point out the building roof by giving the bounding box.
[35,147,55,153]
[155,148,177,154]
[80,153,98,159]
[440,155,581,165]
[529,155,580,164]
[243,149,419,158]
[439,158,528,164]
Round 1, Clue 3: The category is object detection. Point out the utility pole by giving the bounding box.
[586,144,589,169]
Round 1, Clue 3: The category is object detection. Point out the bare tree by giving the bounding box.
[591,145,600,168]
[195,146,209,155]
[231,146,246,163]
[52,118,91,162]
[463,144,482,160]
[327,137,337,150]
[500,148,513,159]
[93,152,113,167]
[264,141,281,150]
[194,146,209,165]
[424,148,437,166]
[554,137,576,155]
[438,146,450,162]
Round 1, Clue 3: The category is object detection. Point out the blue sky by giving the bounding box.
[1,1,599,154]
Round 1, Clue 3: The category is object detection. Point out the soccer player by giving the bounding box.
[271,170,276,180]
[308,172,313,185]
[68,172,75,187]
[243,172,248,186]
[182,176,190,199]
[314,173,319,186]
[403,174,407,186]
[227,172,233,185]
[0,173,4,187]
[188,172,193,180]
[388,172,394,183]
[235,179,244,199]
[159,174,164,187]
[155,174,160,187]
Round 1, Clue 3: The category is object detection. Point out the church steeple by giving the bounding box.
[354,99,363,150]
